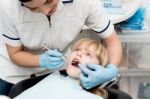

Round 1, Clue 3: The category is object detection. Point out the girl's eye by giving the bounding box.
[74,48,80,51]
[86,53,92,57]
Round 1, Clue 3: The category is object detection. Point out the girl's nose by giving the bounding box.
[77,53,81,57]
[77,51,84,57]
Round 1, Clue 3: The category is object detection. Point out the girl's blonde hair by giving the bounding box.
[72,38,108,66]
[72,38,109,99]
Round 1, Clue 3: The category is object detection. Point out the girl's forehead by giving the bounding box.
[75,42,88,48]
[76,43,96,51]
[81,42,96,48]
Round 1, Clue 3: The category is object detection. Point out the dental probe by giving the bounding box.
[42,45,67,60]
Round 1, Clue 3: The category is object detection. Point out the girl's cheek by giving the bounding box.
[71,52,76,56]
[81,58,91,65]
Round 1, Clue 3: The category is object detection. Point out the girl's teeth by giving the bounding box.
[72,61,79,67]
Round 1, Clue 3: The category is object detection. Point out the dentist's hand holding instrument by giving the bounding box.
[39,45,65,69]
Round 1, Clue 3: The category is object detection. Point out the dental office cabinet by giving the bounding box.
[114,0,150,99]
[118,24,150,99]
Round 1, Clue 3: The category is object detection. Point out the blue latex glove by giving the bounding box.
[39,49,64,69]
[79,64,118,89]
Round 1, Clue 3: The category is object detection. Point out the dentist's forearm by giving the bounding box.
[6,44,39,67]
[10,51,39,67]
[104,31,122,66]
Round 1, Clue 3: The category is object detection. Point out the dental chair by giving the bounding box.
[9,70,132,99]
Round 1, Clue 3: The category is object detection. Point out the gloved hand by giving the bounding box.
[39,49,64,69]
[78,63,118,89]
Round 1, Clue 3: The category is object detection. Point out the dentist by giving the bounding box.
[0,0,122,95]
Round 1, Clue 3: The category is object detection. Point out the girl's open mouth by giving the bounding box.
[71,59,80,68]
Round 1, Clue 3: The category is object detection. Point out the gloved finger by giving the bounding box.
[107,64,118,70]
[78,64,93,75]
[79,72,89,82]
[54,48,61,52]
[54,49,66,60]
[106,64,118,75]
[81,82,90,89]
[80,72,92,89]
[50,61,65,69]
[86,63,102,71]
[46,61,64,69]
[82,83,91,90]
[49,56,63,62]
[54,61,65,68]
[47,50,63,56]
[50,60,64,66]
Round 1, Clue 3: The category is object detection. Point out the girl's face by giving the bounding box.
[66,42,99,79]
[23,0,59,15]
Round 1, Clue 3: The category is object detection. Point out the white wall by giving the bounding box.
[143,0,150,25]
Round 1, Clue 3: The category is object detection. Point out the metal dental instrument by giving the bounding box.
[42,45,67,60]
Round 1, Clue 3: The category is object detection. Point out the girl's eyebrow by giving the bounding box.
[85,48,92,53]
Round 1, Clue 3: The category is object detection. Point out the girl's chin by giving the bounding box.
[69,73,79,79]
[66,68,80,78]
